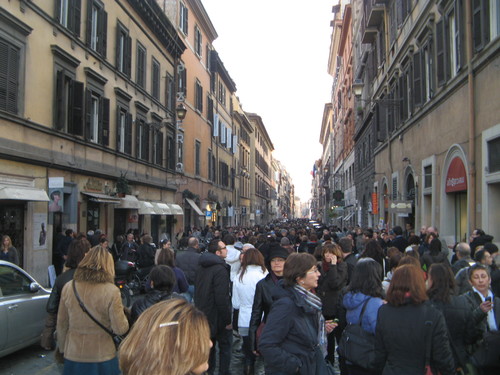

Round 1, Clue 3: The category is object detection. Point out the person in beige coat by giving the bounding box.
[57,245,129,375]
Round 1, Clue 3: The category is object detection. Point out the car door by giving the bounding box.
[0,264,47,350]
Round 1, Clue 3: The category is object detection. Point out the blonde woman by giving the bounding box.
[1,235,19,265]
[57,245,129,375]
[119,299,212,375]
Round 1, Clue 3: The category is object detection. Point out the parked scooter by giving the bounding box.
[114,259,142,307]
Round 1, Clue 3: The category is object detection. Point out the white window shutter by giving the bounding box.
[232,134,238,154]
[227,128,232,149]
[221,122,226,144]
[213,114,219,137]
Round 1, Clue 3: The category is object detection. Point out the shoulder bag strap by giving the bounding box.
[72,281,114,336]
[358,298,370,326]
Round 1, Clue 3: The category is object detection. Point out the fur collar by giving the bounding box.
[73,267,114,284]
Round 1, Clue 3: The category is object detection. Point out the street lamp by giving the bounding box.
[176,103,187,120]
[352,78,401,107]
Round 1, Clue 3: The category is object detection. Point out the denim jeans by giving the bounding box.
[208,328,233,375]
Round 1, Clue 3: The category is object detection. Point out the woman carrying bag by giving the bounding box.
[57,245,129,375]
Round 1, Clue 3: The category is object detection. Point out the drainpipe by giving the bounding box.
[465,0,476,234]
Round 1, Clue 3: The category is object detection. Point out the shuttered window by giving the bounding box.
[136,44,146,88]
[115,23,131,76]
[86,0,107,57]
[195,80,203,112]
[152,58,160,100]
[180,2,188,35]
[167,132,175,170]
[56,0,81,35]
[54,69,84,136]
[0,39,19,114]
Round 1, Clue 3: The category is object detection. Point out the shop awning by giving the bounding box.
[0,185,50,201]
[81,192,121,204]
[153,202,172,215]
[117,194,140,209]
[168,203,184,215]
[185,198,204,216]
[138,201,156,215]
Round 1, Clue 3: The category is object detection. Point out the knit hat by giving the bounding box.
[268,246,289,261]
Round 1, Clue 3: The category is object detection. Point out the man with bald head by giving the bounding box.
[176,236,201,302]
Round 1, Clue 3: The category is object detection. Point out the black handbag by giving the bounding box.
[72,281,126,350]
[471,330,500,368]
[337,298,377,370]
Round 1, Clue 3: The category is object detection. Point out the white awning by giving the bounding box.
[0,185,50,202]
[116,194,140,209]
[185,198,204,216]
[153,202,172,215]
[81,192,121,204]
[138,201,157,215]
[168,203,184,215]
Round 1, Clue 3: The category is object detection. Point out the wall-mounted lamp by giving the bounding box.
[176,103,187,121]
[352,78,402,107]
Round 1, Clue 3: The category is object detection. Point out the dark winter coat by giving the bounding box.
[248,272,282,351]
[194,251,232,337]
[451,258,474,275]
[374,301,455,375]
[318,261,348,318]
[131,290,179,322]
[470,235,494,257]
[175,246,200,285]
[390,236,409,253]
[259,285,321,375]
[421,250,450,271]
[429,295,483,368]
[136,243,155,268]
[343,253,358,283]
[463,290,500,334]
[46,268,76,314]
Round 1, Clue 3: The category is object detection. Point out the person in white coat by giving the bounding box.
[224,234,242,282]
[233,248,268,375]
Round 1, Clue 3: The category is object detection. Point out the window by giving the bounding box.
[115,23,131,76]
[195,80,203,112]
[0,264,32,296]
[473,0,491,51]
[392,176,398,200]
[116,105,132,154]
[488,136,500,173]
[136,43,146,88]
[152,58,160,100]
[85,88,109,145]
[167,131,175,170]
[86,0,107,56]
[180,2,188,35]
[136,115,149,161]
[195,141,201,176]
[0,38,20,114]
[56,0,81,35]
[55,69,84,135]
[165,73,174,111]
[153,126,163,166]
[413,42,434,108]
[219,161,229,187]
[218,81,226,106]
[424,165,433,188]
[194,25,202,57]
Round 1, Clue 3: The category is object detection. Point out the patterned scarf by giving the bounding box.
[294,284,328,357]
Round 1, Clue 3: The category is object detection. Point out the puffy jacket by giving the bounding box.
[318,261,348,318]
[194,252,232,337]
[175,247,200,285]
[343,291,384,334]
[374,301,455,375]
[131,290,179,322]
[259,285,321,375]
[232,265,267,329]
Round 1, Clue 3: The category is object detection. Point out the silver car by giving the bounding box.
[0,260,50,358]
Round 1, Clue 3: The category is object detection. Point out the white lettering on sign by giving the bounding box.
[447,177,465,187]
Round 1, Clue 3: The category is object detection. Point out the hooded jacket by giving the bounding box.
[343,291,384,334]
[194,251,232,337]
[56,268,129,363]
[131,290,180,322]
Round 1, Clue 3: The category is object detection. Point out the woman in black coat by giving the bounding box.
[259,253,336,375]
[374,264,455,375]
[317,242,348,365]
[427,263,482,372]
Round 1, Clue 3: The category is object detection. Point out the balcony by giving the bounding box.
[361,1,386,44]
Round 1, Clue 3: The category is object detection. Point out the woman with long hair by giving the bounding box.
[119,299,212,375]
[155,246,189,294]
[57,245,129,375]
[360,240,386,279]
[374,264,455,374]
[232,248,268,375]
[1,234,19,265]
[259,253,337,374]
[318,242,348,365]
[341,258,385,375]
[426,263,481,373]
[41,237,91,350]
[421,238,449,272]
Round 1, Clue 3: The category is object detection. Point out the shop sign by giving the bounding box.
[446,157,467,193]
[205,211,212,218]
[85,177,103,192]
[371,193,379,214]
[389,201,412,214]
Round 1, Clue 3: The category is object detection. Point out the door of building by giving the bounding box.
[0,203,24,267]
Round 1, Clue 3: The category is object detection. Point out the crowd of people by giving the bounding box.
[37,219,499,375]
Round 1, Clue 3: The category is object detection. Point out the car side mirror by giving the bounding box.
[30,282,41,292]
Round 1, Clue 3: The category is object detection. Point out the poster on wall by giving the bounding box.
[33,213,48,250]
[48,177,64,212]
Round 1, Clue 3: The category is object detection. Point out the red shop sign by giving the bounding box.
[445,157,467,193]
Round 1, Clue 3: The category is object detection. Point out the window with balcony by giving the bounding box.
[86,0,107,57]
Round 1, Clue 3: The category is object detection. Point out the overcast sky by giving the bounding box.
[201,0,334,202]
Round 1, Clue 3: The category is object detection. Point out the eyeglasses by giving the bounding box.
[307,268,319,274]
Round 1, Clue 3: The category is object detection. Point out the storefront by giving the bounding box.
[444,156,468,244]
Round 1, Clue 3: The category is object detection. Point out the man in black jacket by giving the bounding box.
[176,236,200,302]
[195,239,232,375]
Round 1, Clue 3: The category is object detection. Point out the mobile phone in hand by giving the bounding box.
[485,296,492,302]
